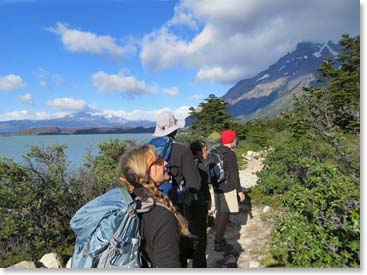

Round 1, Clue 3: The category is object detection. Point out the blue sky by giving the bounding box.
[0,0,360,121]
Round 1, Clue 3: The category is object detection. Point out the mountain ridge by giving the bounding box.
[223,40,340,120]
[0,112,155,134]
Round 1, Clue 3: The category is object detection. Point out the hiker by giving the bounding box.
[189,140,211,268]
[213,130,245,252]
[152,111,201,267]
[120,145,190,268]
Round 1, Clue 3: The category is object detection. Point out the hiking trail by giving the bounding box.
[205,150,274,268]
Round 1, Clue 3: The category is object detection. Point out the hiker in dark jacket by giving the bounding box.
[120,145,190,268]
[152,111,201,267]
[189,140,211,268]
[213,130,245,252]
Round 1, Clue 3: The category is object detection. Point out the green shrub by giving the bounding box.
[0,139,131,267]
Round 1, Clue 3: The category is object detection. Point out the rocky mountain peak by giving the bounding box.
[222,39,340,120]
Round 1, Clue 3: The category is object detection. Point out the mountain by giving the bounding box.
[0,112,155,134]
[223,41,340,120]
[11,126,155,136]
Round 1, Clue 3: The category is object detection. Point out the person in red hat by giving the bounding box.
[213,130,245,252]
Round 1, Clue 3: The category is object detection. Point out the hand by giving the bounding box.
[238,191,245,202]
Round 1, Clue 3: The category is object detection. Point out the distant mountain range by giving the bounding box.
[0,40,340,134]
[0,112,155,134]
[223,40,340,120]
[8,126,155,136]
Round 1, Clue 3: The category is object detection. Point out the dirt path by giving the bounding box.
[205,151,273,268]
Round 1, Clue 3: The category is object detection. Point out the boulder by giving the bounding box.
[249,260,261,268]
[247,151,254,157]
[39,253,64,268]
[262,206,271,214]
[9,261,37,268]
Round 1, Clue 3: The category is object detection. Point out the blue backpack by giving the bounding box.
[148,136,178,205]
[70,188,152,268]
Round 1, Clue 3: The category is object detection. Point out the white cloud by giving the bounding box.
[34,112,54,120]
[91,71,179,97]
[47,22,127,57]
[0,110,30,121]
[167,3,199,30]
[17,94,33,106]
[99,105,190,121]
[195,66,249,84]
[0,74,25,91]
[46,97,86,111]
[0,110,69,121]
[140,0,359,84]
[162,87,179,96]
[34,68,64,86]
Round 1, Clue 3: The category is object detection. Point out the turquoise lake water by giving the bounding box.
[0,133,152,167]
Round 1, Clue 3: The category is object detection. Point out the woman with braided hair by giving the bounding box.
[120,145,189,268]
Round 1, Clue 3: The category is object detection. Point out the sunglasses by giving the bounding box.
[147,155,165,171]
[152,156,165,166]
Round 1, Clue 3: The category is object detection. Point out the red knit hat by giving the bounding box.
[221,130,237,144]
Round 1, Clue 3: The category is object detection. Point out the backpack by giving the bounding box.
[208,147,226,185]
[148,137,178,205]
[148,136,172,161]
[70,188,153,268]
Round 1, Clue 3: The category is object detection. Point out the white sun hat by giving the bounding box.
[152,111,185,137]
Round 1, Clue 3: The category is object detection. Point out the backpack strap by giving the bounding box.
[134,196,173,214]
[134,196,155,214]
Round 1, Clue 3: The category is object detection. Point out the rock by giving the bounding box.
[39,253,64,268]
[262,206,271,214]
[66,257,72,268]
[9,261,37,268]
[249,260,261,268]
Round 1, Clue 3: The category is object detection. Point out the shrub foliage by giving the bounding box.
[256,34,359,267]
[0,140,131,267]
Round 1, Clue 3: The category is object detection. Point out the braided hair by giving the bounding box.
[120,145,189,236]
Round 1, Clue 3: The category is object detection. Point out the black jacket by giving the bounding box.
[140,205,180,268]
[194,157,211,203]
[168,142,201,192]
[133,188,180,268]
[214,146,242,194]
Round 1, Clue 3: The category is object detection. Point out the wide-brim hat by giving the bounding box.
[153,111,185,137]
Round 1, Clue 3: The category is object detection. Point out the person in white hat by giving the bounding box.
[153,111,186,137]
[153,111,201,267]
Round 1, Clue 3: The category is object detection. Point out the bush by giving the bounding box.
[0,139,131,267]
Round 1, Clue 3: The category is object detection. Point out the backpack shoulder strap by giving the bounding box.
[134,196,155,214]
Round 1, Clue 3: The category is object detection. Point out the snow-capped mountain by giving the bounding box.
[223,40,340,120]
[0,112,155,134]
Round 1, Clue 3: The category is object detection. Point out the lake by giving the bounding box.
[0,133,153,167]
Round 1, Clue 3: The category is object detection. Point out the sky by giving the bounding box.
[0,0,360,122]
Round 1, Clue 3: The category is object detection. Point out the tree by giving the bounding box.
[292,34,360,136]
[188,94,238,138]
